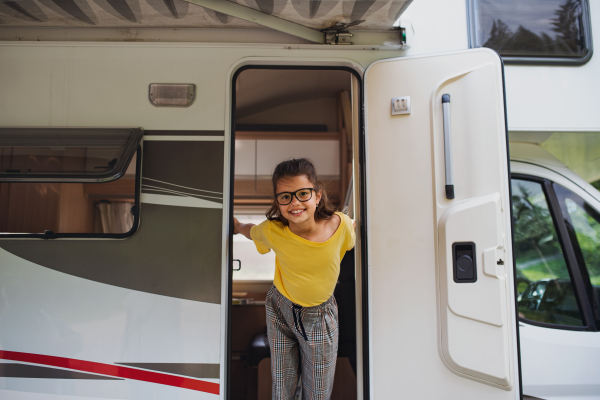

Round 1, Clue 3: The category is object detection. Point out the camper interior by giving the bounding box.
[230,68,360,400]
[0,137,139,236]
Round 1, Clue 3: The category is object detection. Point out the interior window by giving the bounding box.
[0,128,141,237]
[468,0,592,63]
[511,178,584,327]
[553,184,600,327]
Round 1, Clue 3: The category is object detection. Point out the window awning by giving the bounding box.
[0,127,143,182]
[0,0,413,40]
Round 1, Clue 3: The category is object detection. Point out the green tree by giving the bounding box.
[551,0,583,53]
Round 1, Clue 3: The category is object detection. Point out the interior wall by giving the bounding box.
[237,98,339,132]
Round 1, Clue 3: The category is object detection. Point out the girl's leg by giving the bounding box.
[298,297,339,400]
[266,286,300,400]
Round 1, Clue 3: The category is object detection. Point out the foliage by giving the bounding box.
[483,0,584,56]
[512,182,567,281]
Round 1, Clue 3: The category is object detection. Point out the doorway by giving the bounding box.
[229,67,361,400]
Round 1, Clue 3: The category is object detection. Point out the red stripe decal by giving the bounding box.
[0,351,219,395]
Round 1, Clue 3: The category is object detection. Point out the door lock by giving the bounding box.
[452,242,477,283]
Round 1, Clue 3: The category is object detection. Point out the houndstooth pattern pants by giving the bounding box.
[266,285,339,400]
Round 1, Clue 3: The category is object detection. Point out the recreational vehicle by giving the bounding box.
[0,0,598,400]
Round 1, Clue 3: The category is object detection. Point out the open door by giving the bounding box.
[363,49,520,398]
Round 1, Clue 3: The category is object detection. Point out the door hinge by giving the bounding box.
[323,24,407,46]
[322,22,359,45]
[324,30,354,45]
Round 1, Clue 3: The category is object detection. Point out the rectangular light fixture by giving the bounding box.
[149,84,196,107]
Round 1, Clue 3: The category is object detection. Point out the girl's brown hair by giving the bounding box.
[266,158,337,226]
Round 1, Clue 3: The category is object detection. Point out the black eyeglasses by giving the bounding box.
[275,188,315,205]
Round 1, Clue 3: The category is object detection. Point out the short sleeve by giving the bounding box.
[342,213,356,251]
[250,220,272,254]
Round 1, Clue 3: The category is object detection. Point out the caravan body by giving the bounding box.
[0,43,519,399]
[3,0,597,399]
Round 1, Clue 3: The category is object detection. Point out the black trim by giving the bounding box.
[228,65,365,400]
[545,181,596,331]
[357,69,370,400]
[466,0,594,66]
[227,70,237,400]
[0,146,142,240]
[519,317,589,331]
[144,130,224,136]
[552,183,600,330]
[499,54,523,399]
[510,173,593,332]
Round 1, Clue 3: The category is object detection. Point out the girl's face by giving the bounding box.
[275,175,322,226]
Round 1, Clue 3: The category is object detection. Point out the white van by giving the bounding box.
[0,1,598,400]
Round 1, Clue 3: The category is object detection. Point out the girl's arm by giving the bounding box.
[233,217,254,240]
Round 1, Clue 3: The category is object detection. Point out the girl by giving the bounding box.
[233,158,355,400]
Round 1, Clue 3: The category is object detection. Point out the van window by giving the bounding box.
[467,0,592,64]
[0,127,142,182]
[0,128,141,237]
[511,179,584,327]
[553,184,600,327]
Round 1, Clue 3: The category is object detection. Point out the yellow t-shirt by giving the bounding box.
[250,212,355,307]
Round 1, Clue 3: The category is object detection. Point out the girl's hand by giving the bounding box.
[232,217,255,240]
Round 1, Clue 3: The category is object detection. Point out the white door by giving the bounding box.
[364,49,520,399]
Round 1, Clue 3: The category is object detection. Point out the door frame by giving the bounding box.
[225,59,368,400]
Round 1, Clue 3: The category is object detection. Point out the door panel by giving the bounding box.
[439,193,510,387]
[365,49,518,398]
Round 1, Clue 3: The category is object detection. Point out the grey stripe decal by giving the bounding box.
[0,140,224,304]
[0,363,123,380]
[116,363,220,379]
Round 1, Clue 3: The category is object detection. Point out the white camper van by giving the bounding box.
[0,1,598,400]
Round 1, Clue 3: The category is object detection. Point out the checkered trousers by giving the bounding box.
[265,285,339,400]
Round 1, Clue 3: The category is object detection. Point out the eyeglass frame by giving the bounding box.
[274,188,316,205]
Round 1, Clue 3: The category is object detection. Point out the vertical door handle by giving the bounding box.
[442,94,455,200]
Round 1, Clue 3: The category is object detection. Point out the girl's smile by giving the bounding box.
[276,175,321,228]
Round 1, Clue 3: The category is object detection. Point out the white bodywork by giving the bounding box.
[0,0,599,399]
[511,143,600,400]
[0,43,520,399]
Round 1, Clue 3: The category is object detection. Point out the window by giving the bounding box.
[0,128,142,237]
[554,184,600,327]
[511,179,584,327]
[468,0,593,64]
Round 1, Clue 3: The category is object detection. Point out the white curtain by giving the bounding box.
[97,202,134,233]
